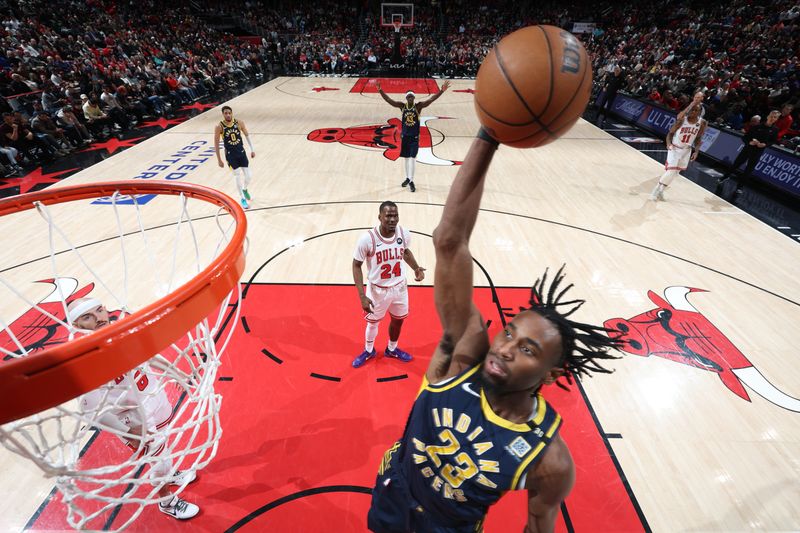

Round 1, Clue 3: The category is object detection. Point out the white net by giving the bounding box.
[0,186,244,530]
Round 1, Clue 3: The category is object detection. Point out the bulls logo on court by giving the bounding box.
[605,286,800,412]
[0,278,120,361]
[307,116,462,166]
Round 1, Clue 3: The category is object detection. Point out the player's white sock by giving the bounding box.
[242,166,252,189]
[387,339,398,351]
[403,157,412,180]
[659,169,679,186]
[408,157,416,182]
[232,168,245,198]
[365,322,379,352]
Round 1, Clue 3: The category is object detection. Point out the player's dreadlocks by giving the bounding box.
[506,265,622,386]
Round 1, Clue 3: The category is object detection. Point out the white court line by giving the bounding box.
[703,211,746,215]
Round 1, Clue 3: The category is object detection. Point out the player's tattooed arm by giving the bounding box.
[427,134,496,383]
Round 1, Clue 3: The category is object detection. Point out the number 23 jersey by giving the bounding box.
[353,225,411,288]
[400,365,562,525]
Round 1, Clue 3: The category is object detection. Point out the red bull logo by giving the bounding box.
[0,278,120,361]
[605,286,800,412]
[307,116,462,166]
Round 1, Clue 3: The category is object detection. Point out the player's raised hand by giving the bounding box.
[441,81,451,92]
[414,266,426,282]
[375,81,382,92]
[360,295,374,313]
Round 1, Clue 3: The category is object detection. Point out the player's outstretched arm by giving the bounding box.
[524,437,575,533]
[427,130,497,383]
[376,82,403,108]
[417,81,451,110]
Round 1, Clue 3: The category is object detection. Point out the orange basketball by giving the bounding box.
[475,25,593,148]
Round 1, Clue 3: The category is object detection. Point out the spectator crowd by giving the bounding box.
[0,0,271,176]
[2,0,797,176]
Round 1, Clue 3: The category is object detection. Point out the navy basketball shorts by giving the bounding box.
[226,150,249,169]
[400,135,419,158]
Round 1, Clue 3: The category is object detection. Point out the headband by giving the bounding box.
[67,298,102,324]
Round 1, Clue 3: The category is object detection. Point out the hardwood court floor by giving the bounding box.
[1,77,799,531]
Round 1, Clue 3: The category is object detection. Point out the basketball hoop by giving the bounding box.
[0,181,246,530]
[392,20,402,33]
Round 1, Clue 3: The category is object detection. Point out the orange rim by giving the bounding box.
[0,181,247,425]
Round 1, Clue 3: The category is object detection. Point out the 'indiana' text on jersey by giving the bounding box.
[221,119,245,153]
[395,365,562,525]
[401,103,420,137]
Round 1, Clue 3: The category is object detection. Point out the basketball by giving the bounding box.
[474,25,593,148]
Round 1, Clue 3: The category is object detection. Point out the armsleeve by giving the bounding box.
[353,232,372,262]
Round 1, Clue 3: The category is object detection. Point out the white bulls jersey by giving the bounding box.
[81,366,172,432]
[354,226,411,288]
[672,116,703,149]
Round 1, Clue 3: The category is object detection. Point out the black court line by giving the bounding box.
[24,429,102,529]
[218,376,234,382]
[102,464,147,530]
[223,199,800,308]
[242,227,506,332]
[261,348,283,364]
[310,372,341,382]
[606,433,623,439]
[376,374,408,383]
[574,377,651,531]
[561,501,575,533]
[224,485,372,532]
[241,316,250,333]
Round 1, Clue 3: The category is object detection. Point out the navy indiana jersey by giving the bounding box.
[220,118,246,155]
[369,364,562,531]
[401,103,420,137]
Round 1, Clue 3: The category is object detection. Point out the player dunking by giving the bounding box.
[377,81,451,192]
[367,130,621,532]
[650,92,707,201]
[69,298,199,521]
[352,201,425,368]
[215,105,255,209]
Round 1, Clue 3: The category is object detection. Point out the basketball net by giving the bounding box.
[0,183,245,530]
